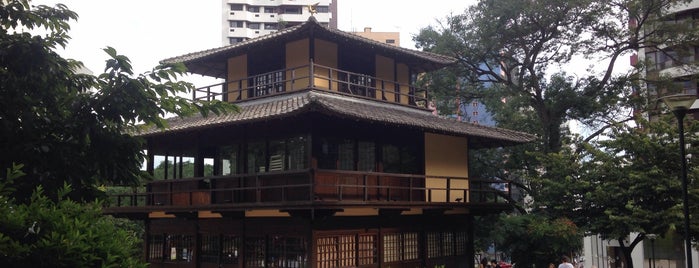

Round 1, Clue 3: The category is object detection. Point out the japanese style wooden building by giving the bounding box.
[104,17,534,268]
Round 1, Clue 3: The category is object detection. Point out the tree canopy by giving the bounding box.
[0,0,235,202]
[414,0,699,266]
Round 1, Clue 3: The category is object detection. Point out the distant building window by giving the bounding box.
[316,6,329,13]
[229,4,243,11]
[264,23,279,30]
[264,7,275,13]
[229,37,245,44]
[229,20,243,28]
[282,7,302,14]
[247,6,260,12]
[248,23,260,29]
[386,39,395,44]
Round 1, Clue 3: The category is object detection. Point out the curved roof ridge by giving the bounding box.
[161,16,456,67]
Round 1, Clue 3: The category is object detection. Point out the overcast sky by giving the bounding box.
[31,0,475,75]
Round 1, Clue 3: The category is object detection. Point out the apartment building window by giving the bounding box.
[248,23,261,29]
[229,37,245,44]
[229,4,243,11]
[282,7,302,14]
[264,7,275,13]
[229,20,243,28]
[316,6,329,13]
[248,6,260,12]
[264,23,279,30]
[386,39,396,44]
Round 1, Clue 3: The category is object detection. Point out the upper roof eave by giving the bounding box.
[135,90,536,148]
[160,17,457,78]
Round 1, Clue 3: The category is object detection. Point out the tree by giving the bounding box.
[414,0,699,266]
[0,0,236,202]
[493,214,581,268]
[538,115,699,266]
[0,164,146,267]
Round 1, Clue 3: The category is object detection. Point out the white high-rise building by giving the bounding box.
[221,0,336,45]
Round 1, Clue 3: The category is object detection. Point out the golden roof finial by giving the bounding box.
[307,2,319,15]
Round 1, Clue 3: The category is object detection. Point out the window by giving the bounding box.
[248,23,261,29]
[264,7,275,13]
[248,6,260,12]
[222,235,242,264]
[229,37,245,44]
[382,143,418,174]
[317,235,356,267]
[152,154,196,180]
[282,7,302,14]
[358,234,377,265]
[148,234,165,261]
[220,145,240,175]
[264,23,279,30]
[165,235,194,262]
[338,139,354,170]
[245,237,266,268]
[383,233,400,262]
[383,232,419,263]
[386,39,396,44]
[316,6,329,13]
[269,140,286,171]
[201,234,220,263]
[229,20,244,28]
[229,4,243,11]
[426,232,440,258]
[426,231,466,259]
[201,234,241,264]
[247,141,266,173]
[268,236,308,267]
[287,136,307,170]
[249,70,284,97]
[357,141,375,171]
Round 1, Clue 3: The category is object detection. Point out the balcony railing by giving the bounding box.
[191,61,428,108]
[106,169,511,209]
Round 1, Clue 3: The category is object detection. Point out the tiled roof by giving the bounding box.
[137,90,536,148]
[160,17,456,78]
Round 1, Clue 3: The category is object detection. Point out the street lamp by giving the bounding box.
[660,93,697,268]
[647,234,657,268]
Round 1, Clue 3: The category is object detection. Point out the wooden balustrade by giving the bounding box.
[190,61,428,107]
[106,169,510,208]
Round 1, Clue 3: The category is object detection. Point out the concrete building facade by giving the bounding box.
[221,0,336,45]
[584,1,699,268]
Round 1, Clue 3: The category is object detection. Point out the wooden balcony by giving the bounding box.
[105,169,512,215]
[191,61,428,108]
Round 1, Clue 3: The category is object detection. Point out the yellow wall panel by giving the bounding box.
[227,55,248,101]
[286,38,310,91]
[313,38,338,91]
[424,133,469,202]
[397,63,410,104]
[245,210,290,217]
[375,55,395,101]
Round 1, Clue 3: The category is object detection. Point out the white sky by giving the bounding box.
[31,0,475,75]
